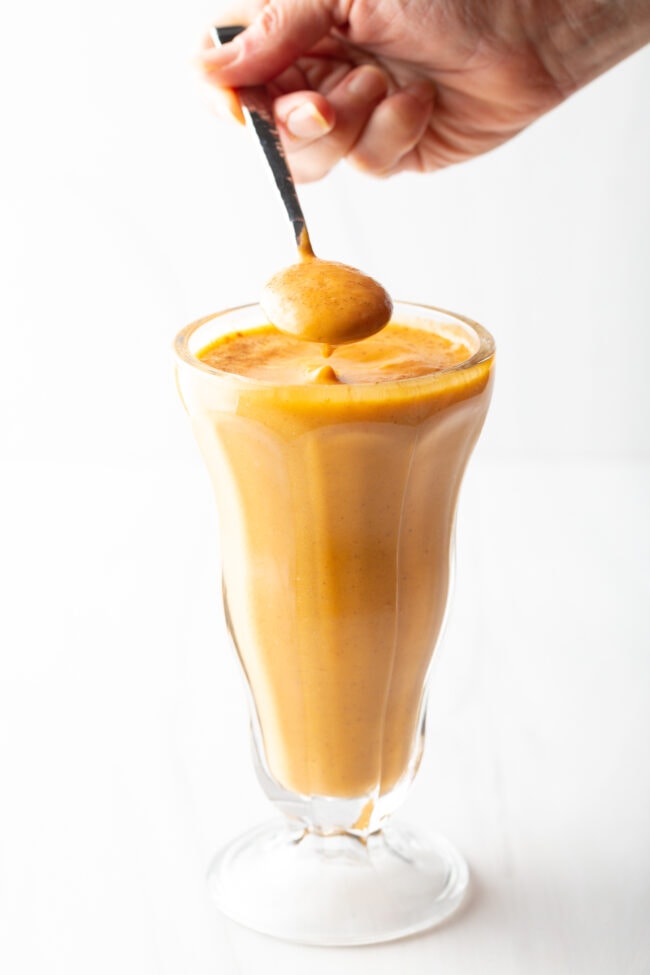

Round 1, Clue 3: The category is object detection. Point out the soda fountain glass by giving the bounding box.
[174,301,495,946]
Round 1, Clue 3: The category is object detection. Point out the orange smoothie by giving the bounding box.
[179,309,494,802]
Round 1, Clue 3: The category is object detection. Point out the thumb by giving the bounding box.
[200,0,349,86]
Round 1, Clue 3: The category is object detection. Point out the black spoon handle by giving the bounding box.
[210,25,312,252]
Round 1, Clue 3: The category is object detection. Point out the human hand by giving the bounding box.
[197,0,650,181]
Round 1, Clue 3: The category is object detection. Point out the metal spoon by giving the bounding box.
[211,25,393,345]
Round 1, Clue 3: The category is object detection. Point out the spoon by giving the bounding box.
[210,25,393,346]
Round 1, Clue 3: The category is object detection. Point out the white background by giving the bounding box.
[0,1,648,971]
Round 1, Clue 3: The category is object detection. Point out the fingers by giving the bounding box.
[199,0,348,87]
[200,65,434,181]
[195,0,436,180]
[347,81,435,175]
[276,65,389,182]
[271,74,434,181]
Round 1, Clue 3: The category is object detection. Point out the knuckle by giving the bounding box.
[256,1,288,40]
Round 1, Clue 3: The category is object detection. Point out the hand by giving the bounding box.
[198,0,650,181]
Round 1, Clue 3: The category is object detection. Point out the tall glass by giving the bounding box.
[174,301,494,945]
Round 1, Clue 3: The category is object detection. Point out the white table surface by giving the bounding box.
[1,455,648,974]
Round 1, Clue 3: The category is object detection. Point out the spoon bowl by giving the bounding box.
[261,256,393,346]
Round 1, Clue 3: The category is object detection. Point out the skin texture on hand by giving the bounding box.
[198,0,650,181]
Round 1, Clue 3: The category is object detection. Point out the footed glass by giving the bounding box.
[174,302,494,945]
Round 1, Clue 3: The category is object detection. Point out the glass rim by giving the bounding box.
[174,300,495,389]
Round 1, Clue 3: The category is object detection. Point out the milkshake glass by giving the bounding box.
[174,301,495,945]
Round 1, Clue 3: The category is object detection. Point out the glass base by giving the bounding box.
[207,819,469,946]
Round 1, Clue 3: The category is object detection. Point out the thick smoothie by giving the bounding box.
[179,309,494,801]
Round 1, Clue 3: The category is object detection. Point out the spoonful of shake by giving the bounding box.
[211,26,393,347]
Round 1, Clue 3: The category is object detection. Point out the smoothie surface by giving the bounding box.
[198,323,473,385]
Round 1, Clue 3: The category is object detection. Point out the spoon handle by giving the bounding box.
[210,25,312,254]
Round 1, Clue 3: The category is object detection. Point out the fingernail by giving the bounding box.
[283,103,332,138]
[222,88,245,125]
[198,81,246,125]
[346,66,387,100]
